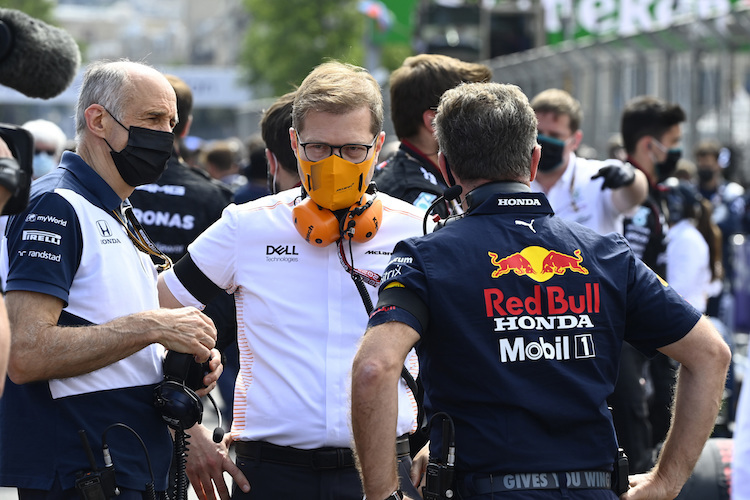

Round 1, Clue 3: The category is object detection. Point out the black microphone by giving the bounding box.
[422,185,463,235]
[205,393,225,443]
[0,8,81,99]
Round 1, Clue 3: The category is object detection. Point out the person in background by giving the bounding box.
[374,53,491,218]
[234,133,270,203]
[259,91,301,194]
[203,139,248,192]
[529,88,648,236]
[694,140,744,327]
[351,81,730,500]
[615,95,687,473]
[21,118,68,179]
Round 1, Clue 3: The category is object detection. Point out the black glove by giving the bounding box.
[591,160,636,190]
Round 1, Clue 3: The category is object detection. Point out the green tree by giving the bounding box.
[241,0,366,97]
[3,0,55,23]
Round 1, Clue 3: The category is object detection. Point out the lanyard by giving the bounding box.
[111,200,173,272]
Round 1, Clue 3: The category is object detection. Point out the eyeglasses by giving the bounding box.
[297,135,378,164]
[112,201,172,272]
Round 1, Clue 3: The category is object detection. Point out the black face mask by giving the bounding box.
[655,148,682,182]
[537,134,566,172]
[697,168,714,183]
[104,109,174,187]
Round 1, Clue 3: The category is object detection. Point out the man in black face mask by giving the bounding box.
[612,95,687,475]
[530,89,648,236]
[0,60,228,498]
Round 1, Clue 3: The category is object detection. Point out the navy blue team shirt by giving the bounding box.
[0,152,171,492]
[369,186,701,476]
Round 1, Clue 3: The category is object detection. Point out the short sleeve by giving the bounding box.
[5,193,82,306]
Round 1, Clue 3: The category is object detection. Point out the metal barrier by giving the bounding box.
[484,6,750,186]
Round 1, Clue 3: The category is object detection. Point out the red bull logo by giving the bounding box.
[489,246,589,282]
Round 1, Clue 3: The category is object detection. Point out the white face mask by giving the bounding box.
[33,151,57,178]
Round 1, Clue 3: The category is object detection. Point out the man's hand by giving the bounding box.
[196,348,223,397]
[410,443,429,491]
[137,306,217,362]
[620,470,682,500]
[186,424,250,500]
[591,160,636,190]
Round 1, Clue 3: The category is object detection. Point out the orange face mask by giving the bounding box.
[297,153,375,211]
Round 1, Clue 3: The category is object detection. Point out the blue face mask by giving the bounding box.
[32,151,57,179]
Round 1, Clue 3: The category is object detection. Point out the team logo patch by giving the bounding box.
[96,220,112,237]
[488,246,588,282]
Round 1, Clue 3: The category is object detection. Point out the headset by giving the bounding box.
[293,183,382,247]
[153,351,224,441]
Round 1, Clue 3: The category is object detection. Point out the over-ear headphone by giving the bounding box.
[153,379,203,430]
[153,351,225,440]
[293,187,382,247]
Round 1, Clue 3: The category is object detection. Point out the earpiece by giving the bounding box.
[292,198,341,247]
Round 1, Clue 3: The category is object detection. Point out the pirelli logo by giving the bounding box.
[22,230,62,245]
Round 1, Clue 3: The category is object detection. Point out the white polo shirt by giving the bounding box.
[665,219,710,313]
[532,153,623,235]
[162,189,424,448]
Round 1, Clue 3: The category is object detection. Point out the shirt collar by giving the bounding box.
[59,151,123,212]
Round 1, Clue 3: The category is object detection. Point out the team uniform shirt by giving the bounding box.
[128,150,233,262]
[160,188,423,448]
[665,219,711,313]
[622,165,668,277]
[373,141,450,218]
[369,186,700,476]
[0,152,171,491]
[531,153,623,235]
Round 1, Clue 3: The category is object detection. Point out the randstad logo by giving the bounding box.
[488,246,588,282]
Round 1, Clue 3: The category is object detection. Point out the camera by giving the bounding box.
[0,123,33,215]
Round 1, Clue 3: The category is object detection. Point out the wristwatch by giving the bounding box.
[384,491,403,500]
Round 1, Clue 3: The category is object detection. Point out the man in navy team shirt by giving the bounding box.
[352,82,731,500]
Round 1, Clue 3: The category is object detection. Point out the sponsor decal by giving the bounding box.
[25,213,68,226]
[382,265,402,282]
[484,284,600,317]
[498,334,596,362]
[266,245,298,256]
[501,471,609,490]
[96,220,112,238]
[497,197,541,206]
[20,250,62,262]
[134,184,186,196]
[365,250,392,255]
[22,230,61,245]
[389,256,413,264]
[131,209,195,230]
[265,244,299,263]
[488,246,588,282]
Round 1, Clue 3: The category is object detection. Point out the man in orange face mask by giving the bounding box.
[157,61,427,500]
